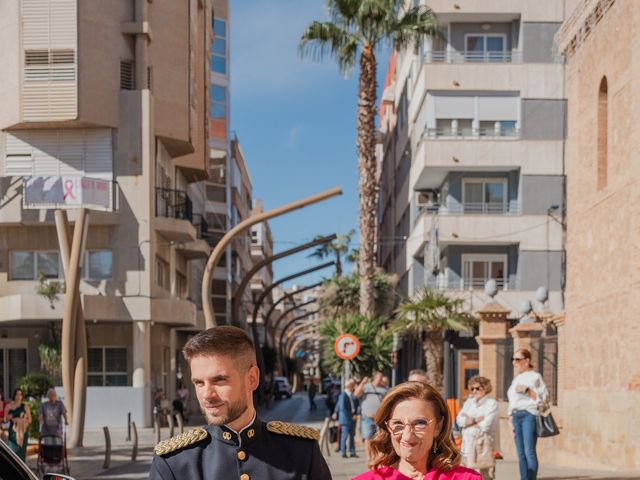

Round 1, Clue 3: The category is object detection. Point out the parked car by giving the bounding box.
[0,437,76,480]
[273,376,292,399]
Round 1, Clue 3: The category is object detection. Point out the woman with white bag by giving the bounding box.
[456,376,499,480]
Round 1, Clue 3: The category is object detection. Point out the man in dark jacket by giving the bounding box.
[332,378,359,458]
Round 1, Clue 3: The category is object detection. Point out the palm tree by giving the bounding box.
[308,229,356,276]
[394,289,476,392]
[300,1,440,316]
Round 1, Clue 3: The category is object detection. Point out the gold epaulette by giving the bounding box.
[266,420,320,441]
[154,427,209,456]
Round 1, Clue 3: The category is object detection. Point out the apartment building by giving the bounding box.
[0,0,212,427]
[248,200,274,344]
[378,1,566,395]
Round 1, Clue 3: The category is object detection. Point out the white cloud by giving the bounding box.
[230,0,343,99]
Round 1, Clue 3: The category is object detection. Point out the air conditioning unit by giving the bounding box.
[416,190,438,206]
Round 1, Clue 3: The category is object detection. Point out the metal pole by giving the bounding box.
[231,234,336,323]
[202,187,342,328]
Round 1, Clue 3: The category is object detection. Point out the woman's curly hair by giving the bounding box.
[368,381,461,472]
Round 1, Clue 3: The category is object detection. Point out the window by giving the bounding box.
[212,18,227,75]
[462,254,507,289]
[210,85,226,119]
[462,179,508,213]
[156,256,168,289]
[465,34,506,61]
[85,251,112,280]
[88,347,128,386]
[597,76,608,190]
[10,251,60,280]
[176,272,187,299]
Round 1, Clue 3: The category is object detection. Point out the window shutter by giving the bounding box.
[120,60,135,90]
[21,0,77,121]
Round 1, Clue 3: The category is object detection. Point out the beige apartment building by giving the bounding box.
[0,0,212,427]
[554,0,640,470]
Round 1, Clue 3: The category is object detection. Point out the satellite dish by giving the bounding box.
[520,300,532,315]
[484,279,498,298]
[535,286,548,303]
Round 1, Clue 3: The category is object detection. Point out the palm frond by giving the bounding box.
[391,6,443,51]
[299,21,359,75]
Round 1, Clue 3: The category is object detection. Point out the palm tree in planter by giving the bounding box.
[300,0,440,316]
[394,288,477,392]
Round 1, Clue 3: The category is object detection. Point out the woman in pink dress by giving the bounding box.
[353,382,481,480]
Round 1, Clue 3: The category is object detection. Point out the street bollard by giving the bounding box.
[126,412,131,442]
[166,412,175,438]
[154,408,161,444]
[175,412,184,434]
[131,421,139,462]
[103,426,111,469]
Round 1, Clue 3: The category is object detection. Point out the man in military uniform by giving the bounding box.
[150,326,332,479]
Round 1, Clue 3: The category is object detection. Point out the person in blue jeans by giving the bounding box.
[332,378,359,458]
[507,348,549,480]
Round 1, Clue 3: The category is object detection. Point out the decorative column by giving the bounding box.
[475,301,511,391]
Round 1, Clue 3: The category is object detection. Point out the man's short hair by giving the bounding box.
[183,326,257,372]
[409,369,427,377]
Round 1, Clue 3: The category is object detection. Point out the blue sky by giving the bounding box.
[230,0,390,287]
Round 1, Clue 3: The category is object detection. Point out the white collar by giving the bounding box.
[226,410,257,435]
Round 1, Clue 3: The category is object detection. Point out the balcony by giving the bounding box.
[426,272,520,291]
[423,126,520,140]
[417,201,522,217]
[154,187,198,243]
[425,50,523,64]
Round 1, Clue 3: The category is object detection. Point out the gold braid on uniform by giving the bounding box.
[154,427,209,456]
[267,421,320,441]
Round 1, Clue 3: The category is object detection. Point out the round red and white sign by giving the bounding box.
[334,333,361,360]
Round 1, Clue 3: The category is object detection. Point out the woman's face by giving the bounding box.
[387,398,441,466]
[470,383,486,401]
[14,390,23,402]
[512,352,530,374]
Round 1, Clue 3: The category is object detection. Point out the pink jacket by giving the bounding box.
[352,465,482,480]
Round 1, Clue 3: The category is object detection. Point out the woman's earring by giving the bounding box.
[432,443,438,455]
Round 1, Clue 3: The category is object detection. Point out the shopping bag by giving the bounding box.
[536,413,560,438]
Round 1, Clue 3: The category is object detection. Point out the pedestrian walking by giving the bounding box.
[456,376,499,480]
[308,378,318,411]
[4,388,32,460]
[352,381,481,479]
[150,326,332,479]
[39,388,68,437]
[508,348,549,480]
[332,378,359,458]
[354,371,388,462]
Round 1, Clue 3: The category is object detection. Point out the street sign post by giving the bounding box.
[334,333,361,386]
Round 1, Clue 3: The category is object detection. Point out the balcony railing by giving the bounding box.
[424,50,523,64]
[416,202,522,216]
[192,213,210,240]
[155,187,193,222]
[423,127,520,140]
[426,274,520,291]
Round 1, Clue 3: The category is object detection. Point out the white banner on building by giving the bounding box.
[24,176,113,211]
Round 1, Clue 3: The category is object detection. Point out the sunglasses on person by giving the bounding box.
[470,386,483,392]
[511,357,526,362]
[385,418,436,436]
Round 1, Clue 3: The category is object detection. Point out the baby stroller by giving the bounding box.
[35,433,69,478]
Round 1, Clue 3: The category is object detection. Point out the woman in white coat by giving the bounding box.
[456,376,499,480]
[507,348,549,480]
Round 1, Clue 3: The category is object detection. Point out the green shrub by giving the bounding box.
[25,399,41,440]
[17,373,53,399]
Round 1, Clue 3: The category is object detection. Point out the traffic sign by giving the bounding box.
[334,333,361,360]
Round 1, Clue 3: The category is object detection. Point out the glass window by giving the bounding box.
[463,179,507,213]
[105,347,127,373]
[466,35,484,52]
[88,347,128,387]
[10,252,34,280]
[37,252,59,279]
[211,85,226,102]
[462,255,507,289]
[86,251,112,280]
[211,102,226,119]
[212,38,226,56]
[212,55,226,74]
[214,18,226,38]
[88,348,103,373]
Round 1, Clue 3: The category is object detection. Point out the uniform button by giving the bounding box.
[237,450,247,461]
[240,474,250,480]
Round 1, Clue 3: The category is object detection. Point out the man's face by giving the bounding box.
[48,390,57,402]
[190,354,258,426]
[373,372,384,386]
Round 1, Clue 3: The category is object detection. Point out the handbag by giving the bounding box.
[329,425,338,443]
[473,431,495,469]
[536,412,560,438]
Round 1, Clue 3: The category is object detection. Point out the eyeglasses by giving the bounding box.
[511,357,526,362]
[470,386,483,392]
[385,418,436,436]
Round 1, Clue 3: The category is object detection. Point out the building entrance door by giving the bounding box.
[458,350,479,400]
[0,339,29,400]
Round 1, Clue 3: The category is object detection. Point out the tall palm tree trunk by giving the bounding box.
[358,45,378,316]
[423,329,445,392]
